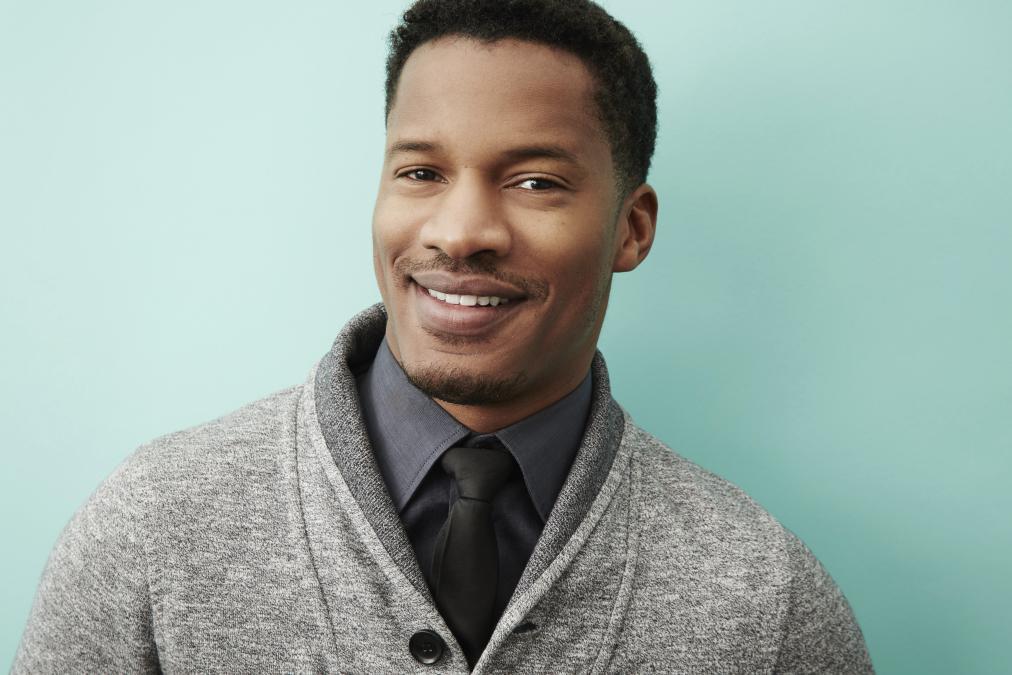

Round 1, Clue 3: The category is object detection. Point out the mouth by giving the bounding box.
[409,277,526,338]
[423,287,511,307]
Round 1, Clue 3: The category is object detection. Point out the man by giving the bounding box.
[15,0,874,672]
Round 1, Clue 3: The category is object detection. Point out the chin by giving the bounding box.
[402,362,528,406]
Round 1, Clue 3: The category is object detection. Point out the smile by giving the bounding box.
[425,287,511,307]
[411,280,524,338]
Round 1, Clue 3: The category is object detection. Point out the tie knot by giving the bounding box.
[440,445,515,502]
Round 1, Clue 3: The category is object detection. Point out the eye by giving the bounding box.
[514,177,559,191]
[399,168,443,182]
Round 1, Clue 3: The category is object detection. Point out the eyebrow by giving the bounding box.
[387,140,440,159]
[501,144,581,166]
[386,140,581,166]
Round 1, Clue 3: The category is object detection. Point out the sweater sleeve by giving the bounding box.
[12,457,160,673]
[774,530,875,674]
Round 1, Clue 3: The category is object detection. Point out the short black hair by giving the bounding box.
[385,0,657,194]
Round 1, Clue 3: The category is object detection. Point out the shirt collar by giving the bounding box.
[356,338,592,523]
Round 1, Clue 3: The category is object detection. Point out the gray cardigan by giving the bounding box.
[14,305,873,673]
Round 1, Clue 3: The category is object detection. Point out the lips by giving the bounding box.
[425,287,510,307]
[411,280,523,337]
[410,270,527,300]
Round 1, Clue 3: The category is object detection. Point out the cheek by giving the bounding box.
[371,198,416,269]
[536,218,613,278]
[529,226,613,316]
[371,201,410,302]
[371,244,387,295]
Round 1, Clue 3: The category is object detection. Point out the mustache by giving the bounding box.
[394,252,549,301]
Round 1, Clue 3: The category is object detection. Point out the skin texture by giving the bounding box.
[373,37,658,432]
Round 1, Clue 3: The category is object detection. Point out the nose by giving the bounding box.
[418,174,512,260]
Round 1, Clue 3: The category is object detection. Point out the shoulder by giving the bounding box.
[620,415,873,672]
[66,381,307,564]
[81,383,306,533]
[624,417,787,547]
[621,415,796,613]
[118,383,303,488]
[14,386,307,670]
[136,383,303,465]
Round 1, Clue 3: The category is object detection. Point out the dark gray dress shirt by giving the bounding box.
[356,339,592,619]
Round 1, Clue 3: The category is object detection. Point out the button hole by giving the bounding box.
[512,620,538,634]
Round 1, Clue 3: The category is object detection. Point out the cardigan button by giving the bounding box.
[409,630,446,665]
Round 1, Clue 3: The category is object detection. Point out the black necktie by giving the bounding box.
[432,444,516,667]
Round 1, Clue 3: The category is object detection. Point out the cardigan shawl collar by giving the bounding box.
[312,303,626,608]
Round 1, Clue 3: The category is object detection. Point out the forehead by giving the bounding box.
[386,37,608,159]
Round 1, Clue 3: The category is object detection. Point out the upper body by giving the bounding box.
[15,0,874,671]
[14,305,873,673]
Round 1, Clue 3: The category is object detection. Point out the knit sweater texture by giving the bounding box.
[14,304,874,673]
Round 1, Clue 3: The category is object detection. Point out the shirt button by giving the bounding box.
[409,630,446,665]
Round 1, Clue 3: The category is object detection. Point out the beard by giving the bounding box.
[404,363,528,406]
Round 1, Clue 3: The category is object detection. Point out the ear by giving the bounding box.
[612,183,658,273]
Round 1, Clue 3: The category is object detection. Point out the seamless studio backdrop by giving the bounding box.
[2,1,1010,672]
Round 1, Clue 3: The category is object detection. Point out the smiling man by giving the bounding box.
[374,34,655,434]
[15,1,873,673]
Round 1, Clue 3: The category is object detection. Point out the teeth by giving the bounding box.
[425,287,510,307]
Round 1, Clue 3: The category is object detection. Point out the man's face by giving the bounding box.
[373,37,642,424]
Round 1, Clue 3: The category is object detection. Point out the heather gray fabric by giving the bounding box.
[14,304,874,673]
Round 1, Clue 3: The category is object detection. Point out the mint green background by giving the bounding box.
[2,1,1010,672]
